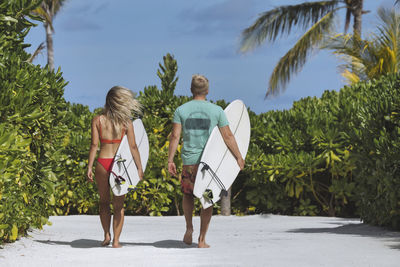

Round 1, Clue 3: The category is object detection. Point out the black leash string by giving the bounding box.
[199,161,228,203]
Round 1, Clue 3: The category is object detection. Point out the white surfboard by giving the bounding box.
[193,100,251,209]
[109,119,149,196]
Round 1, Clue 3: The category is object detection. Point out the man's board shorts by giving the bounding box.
[181,164,199,195]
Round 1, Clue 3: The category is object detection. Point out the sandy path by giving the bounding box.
[1,215,400,267]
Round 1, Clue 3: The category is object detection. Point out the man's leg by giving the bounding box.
[181,165,197,245]
[198,206,212,248]
[182,193,194,245]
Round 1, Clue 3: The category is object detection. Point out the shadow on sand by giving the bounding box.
[35,239,197,249]
[287,223,400,250]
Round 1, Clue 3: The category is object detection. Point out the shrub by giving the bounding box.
[0,0,69,243]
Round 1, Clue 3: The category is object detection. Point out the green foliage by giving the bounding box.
[0,0,68,243]
[234,73,400,229]
[234,92,357,217]
[349,74,400,229]
[157,53,178,95]
[52,103,98,215]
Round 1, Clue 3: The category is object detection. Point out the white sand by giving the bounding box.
[1,215,400,267]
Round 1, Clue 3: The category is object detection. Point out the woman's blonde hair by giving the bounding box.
[191,74,209,96]
[102,86,142,130]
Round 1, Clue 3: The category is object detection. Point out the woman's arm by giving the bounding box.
[87,116,100,182]
[126,122,144,180]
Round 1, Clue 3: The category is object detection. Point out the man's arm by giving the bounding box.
[219,125,245,170]
[168,122,182,176]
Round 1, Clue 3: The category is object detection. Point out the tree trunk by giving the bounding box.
[220,187,231,216]
[352,0,363,37]
[45,22,54,71]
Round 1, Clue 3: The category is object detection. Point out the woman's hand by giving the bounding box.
[87,167,94,183]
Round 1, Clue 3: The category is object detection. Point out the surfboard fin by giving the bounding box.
[203,189,214,204]
[115,158,127,163]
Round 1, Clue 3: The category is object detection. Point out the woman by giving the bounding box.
[87,86,144,248]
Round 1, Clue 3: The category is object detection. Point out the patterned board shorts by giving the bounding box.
[181,164,199,195]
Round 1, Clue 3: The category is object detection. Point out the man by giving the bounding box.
[168,74,245,248]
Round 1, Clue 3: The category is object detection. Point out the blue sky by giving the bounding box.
[25,0,395,114]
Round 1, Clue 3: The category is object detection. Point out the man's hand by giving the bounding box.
[138,168,144,181]
[237,157,245,170]
[168,162,177,176]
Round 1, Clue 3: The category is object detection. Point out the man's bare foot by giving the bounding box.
[183,229,193,245]
[112,241,123,248]
[198,241,210,248]
[101,233,111,246]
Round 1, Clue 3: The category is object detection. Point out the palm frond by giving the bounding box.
[267,10,336,96]
[326,8,400,83]
[240,1,339,52]
[27,42,45,63]
[326,34,375,81]
[31,0,65,31]
[342,69,360,84]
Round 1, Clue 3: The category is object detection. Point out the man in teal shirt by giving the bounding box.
[168,74,244,248]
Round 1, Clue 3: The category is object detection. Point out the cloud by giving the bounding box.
[177,0,259,35]
[60,16,101,31]
[63,1,109,15]
[207,44,238,59]
[93,3,109,14]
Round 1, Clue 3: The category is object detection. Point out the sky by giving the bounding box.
[25,0,396,114]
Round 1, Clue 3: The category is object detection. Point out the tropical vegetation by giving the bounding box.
[2,0,400,245]
[326,7,400,84]
[240,0,365,96]
[32,0,66,70]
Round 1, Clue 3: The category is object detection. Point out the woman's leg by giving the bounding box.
[95,162,112,246]
[112,194,125,248]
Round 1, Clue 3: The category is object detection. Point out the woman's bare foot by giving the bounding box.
[198,241,210,248]
[112,241,123,248]
[183,229,193,245]
[101,233,111,246]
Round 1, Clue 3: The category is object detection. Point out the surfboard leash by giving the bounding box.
[114,157,136,192]
[199,161,228,198]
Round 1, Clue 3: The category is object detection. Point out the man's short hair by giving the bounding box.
[191,74,209,96]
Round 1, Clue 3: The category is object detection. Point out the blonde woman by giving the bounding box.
[87,86,144,248]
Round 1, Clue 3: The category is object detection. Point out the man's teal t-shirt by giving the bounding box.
[172,100,229,165]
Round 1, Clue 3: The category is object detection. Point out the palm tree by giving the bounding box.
[326,7,400,84]
[32,0,65,71]
[240,0,365,96]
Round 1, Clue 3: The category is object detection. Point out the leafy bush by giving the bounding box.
[52,103,98,215]
[349,74,400,229]
[0,0,69,243]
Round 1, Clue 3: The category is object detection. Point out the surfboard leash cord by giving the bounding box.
[114,156,134,187]
[199,161,228,198]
